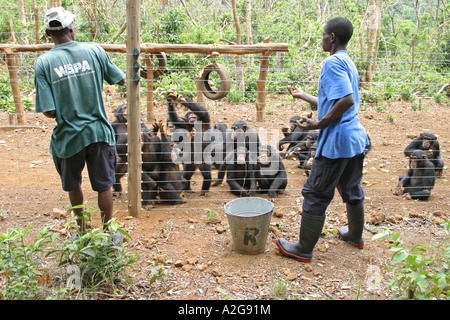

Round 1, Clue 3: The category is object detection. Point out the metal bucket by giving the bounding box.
[224,197,274,255]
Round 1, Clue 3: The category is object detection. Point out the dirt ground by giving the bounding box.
[0,91,448,300]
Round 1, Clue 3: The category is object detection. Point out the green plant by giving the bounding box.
[372,221,449,300]
[148,260,168,284]
[57,205,138,290]
[0,225,58,299]
[387,113,397,123]
[204,208,219,221]
[270,274,289,298]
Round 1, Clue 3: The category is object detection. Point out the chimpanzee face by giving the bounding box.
[410,156,419,169]
[236,147,247,164]
[188,112,197,123]
[167,120,175,132]
[422,137,432,149]
[257,148,271,165]
[289,121,296,130]
[230,121,249,142]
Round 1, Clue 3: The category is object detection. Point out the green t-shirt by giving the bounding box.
[34,41,125,158]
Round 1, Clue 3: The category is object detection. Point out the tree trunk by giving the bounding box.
[232,0,245,93]
[17,0,26,26]
[33,0,41,56]
[246,0,254,69]
[361,0,382,90]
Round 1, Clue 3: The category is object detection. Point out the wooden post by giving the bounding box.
[126,0,141,217]
[5,49,24,124]
[143,54,155,122]
[256,37,271,122]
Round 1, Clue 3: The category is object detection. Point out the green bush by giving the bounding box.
[57,205,138,289]
[373,221,450,300]
[0,226,57,299]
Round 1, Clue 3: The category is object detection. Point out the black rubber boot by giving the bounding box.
[276,213,325,263]
[338,202,365,249]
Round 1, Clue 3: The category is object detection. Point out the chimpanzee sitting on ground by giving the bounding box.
[208,120,228,169]
[154,121,186,204]
[225,146,257,197]
[404,132,445,177]
[255,145,288,201]
[211,120,260,186]
[393,149,436,201]
[111,103,160,199]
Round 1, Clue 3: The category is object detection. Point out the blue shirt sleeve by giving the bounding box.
[321,57,353,101]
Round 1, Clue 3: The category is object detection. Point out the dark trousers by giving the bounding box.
[302,153,365,217]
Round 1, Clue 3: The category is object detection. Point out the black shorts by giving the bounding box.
[53,142,117,192]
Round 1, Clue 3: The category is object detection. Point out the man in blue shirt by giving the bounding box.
[277,17,370,263]
[35,7,125,237]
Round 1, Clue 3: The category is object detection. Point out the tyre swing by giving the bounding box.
[140,52,167,79]
[198,53,231,100]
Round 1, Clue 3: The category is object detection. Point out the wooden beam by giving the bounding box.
[141,42,288,54]
[0,42,289,55]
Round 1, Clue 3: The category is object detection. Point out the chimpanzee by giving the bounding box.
[154,121,186,204]
[212,120,260,186]
[404,132,444,177]
[228,120,260,162]
[111,103,156,195]
[166,90,212,195]
[278,113,312,155]
[284,131,318,170]
[141,171,159,206]
[225,146,257,197]
[255,145,288,201]
[110,104,129,194]
[204,120,228,169]
[393,149,436,201]
[140,122,163,206]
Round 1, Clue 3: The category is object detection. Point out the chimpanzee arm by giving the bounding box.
[168,101,188,130]
[404,139,421,157]
[248,165,257,197]
[269,166,288,198]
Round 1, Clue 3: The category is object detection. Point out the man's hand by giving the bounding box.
[287,85,318,107]
[296,117,319,131]
[287,86,305,99]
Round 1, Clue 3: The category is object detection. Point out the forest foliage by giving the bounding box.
[0,0,448,111]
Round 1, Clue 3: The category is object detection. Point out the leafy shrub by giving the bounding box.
[57,205,138,289]
[373,221,450,300]
[0,226,57,299]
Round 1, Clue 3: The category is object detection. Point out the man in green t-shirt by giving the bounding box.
[34,7,125,237]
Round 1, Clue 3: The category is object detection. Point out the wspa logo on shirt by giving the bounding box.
[53,60,93,79]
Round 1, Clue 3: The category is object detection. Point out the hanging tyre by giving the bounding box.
[140,52,167,79]
[198,63,232,100]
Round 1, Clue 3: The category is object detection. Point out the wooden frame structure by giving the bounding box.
[0,0,289,217]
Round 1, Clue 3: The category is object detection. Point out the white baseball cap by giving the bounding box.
[44,7,74,30]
